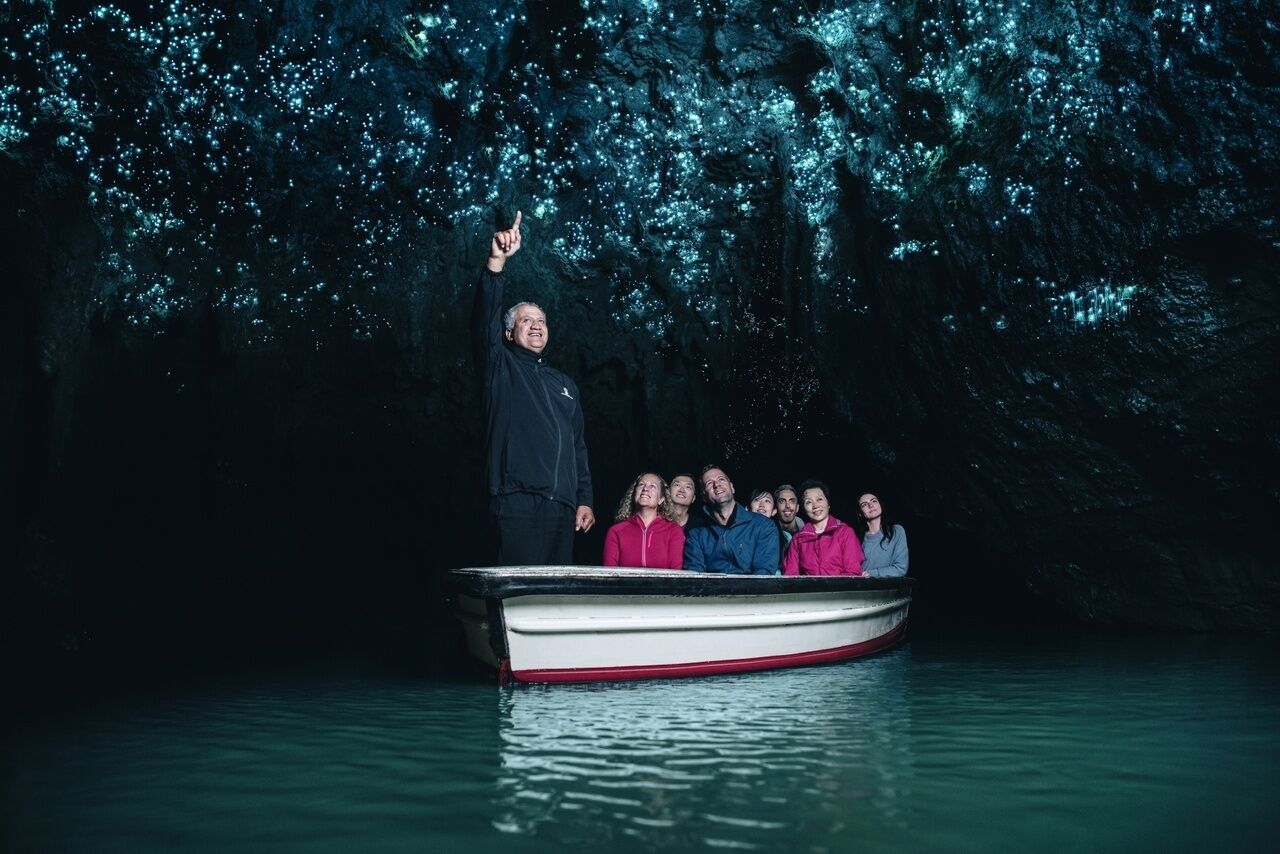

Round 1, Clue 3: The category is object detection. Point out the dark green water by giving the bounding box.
[5,630,1278,852]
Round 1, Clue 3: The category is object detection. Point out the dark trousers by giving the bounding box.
[491,492,575,566]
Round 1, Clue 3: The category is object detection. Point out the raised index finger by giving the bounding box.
[511,210,522,231]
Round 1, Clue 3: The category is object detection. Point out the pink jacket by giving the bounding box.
[603,515,685,569]
[782,516,865,576]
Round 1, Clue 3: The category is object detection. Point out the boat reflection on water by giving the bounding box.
[490,648,914,848]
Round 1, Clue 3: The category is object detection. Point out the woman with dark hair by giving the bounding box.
[665,473,697,529]
[782,480,865,576]
[748,488,776,518]
[602,472,685,569]
[749,487,787,572]
[856,492,908,577]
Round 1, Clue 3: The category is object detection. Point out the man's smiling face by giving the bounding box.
[701,468,734,509]
[506,304,548,354]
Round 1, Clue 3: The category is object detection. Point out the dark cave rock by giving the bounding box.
[2,0,1278,668]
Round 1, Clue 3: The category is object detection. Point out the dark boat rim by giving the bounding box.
[447,566,914,599]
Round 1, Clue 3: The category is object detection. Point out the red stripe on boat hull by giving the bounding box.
[511,619,909,683]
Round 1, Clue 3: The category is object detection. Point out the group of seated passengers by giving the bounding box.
[602,464,908,577]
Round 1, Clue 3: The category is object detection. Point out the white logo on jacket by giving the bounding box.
[561,387,573,399]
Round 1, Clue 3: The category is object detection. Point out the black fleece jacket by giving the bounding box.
[472,269,593,510]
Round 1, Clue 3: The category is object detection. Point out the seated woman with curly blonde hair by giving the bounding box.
[602,472,686,569]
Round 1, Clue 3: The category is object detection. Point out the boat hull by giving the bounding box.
[449,567,913,683]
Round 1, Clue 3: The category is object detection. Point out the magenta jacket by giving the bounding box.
[782,516,865,576]
[603,515,685,569]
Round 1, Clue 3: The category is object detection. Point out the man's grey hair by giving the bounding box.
[504,301,544,331]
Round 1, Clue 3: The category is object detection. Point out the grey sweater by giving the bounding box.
[861,525,909,577]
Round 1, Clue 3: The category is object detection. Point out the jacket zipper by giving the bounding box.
[537,362,563,499]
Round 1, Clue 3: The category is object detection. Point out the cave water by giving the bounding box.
[2,0,1278,676]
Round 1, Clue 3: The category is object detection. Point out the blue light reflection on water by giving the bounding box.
[4,633,1278,852]
[493,652,916,850]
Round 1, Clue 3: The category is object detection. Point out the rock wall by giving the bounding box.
[2,0,1277,663]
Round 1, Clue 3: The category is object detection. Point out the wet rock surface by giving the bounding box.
[2,0,1277,663]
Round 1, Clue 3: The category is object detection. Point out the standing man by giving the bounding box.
[473,211,595,565]
[683,465,780,574]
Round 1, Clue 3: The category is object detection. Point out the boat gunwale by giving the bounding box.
[447,565,914,600]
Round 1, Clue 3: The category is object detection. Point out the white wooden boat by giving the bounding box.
[448,566,913,683]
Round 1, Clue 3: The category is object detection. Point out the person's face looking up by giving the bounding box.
[750,493,775,517]
[506,305,548,354]
[634,474,663,510]
[776,489,799,524]
[858,493,881,522]
[668,476,695,508]
[803,487,830,525]
[701,469,734,507]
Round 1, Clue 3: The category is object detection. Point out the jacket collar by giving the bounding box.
[701,501,743,528]
[798,516,846,537]
[505,340,544,364]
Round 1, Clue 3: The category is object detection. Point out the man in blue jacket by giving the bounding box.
[473,211,595,565]
[683,465,781,574]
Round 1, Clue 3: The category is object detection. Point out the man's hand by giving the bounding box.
[575,505,595,532]
[486,210,522,273]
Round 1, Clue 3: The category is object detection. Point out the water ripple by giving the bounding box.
[5,636,1278,852]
